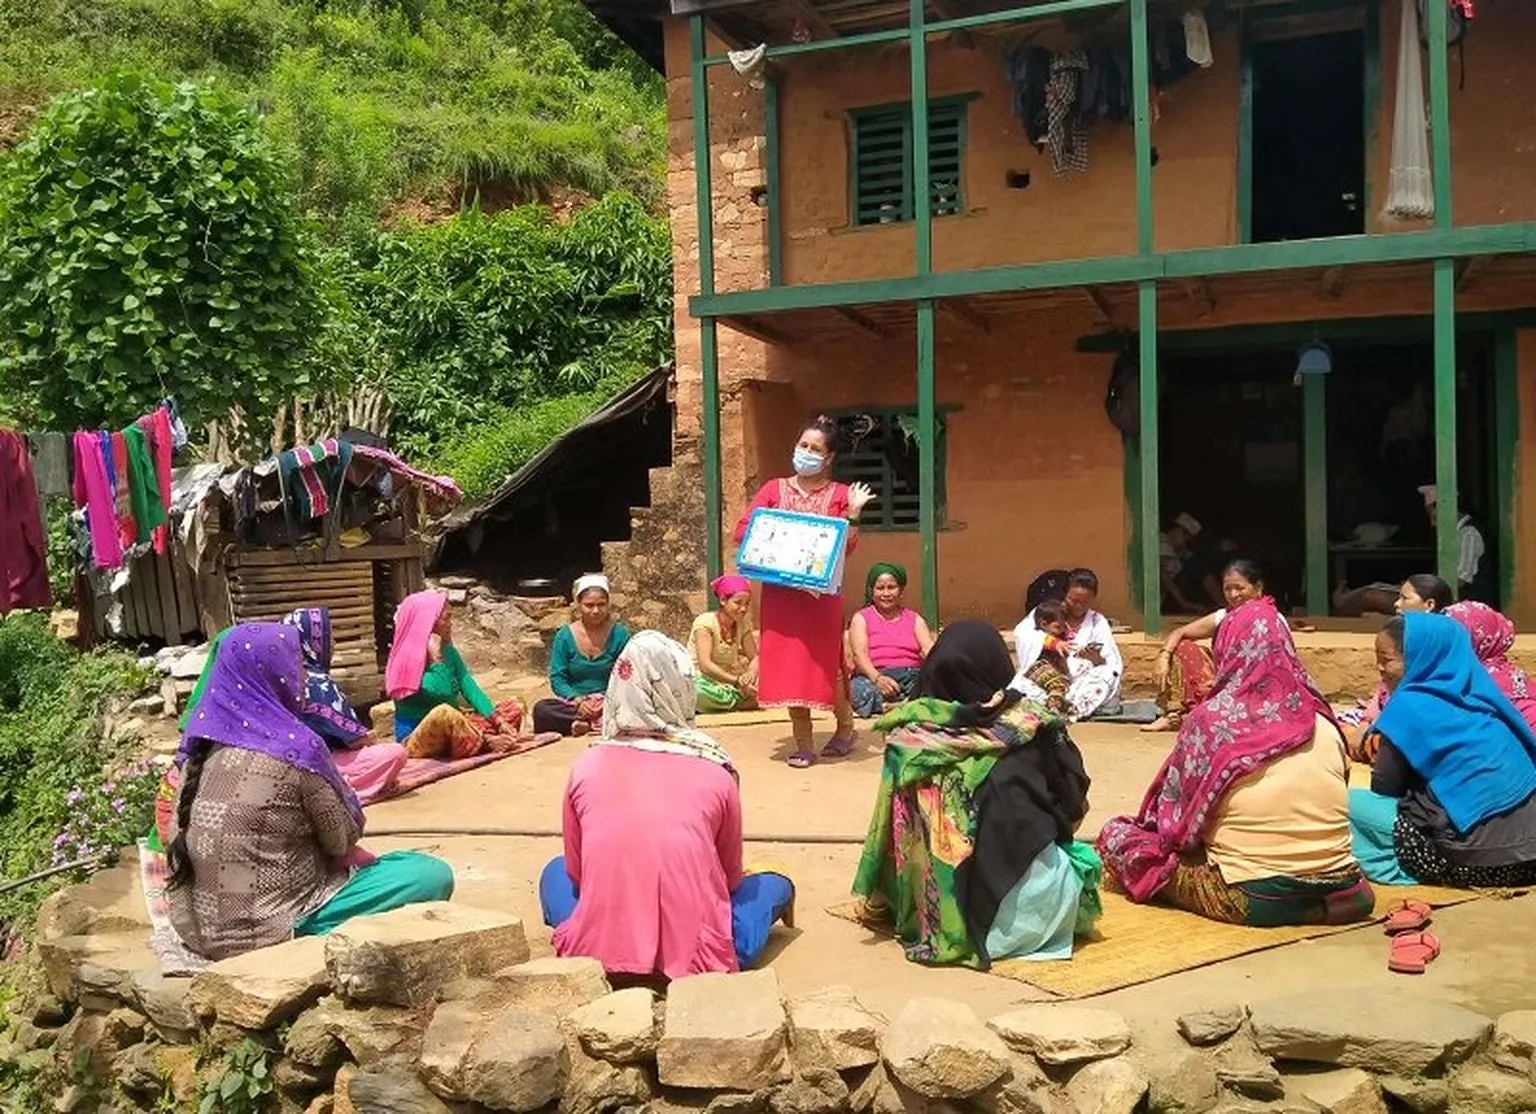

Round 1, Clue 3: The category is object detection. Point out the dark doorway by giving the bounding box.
[1250,31,1366,243]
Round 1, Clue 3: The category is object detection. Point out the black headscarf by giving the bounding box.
[914,620,1020,728]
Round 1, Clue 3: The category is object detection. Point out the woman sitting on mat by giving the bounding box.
[1337,574,1454,762]
[386,590,523,758]
[848,562,934,718]
[533,574,631,737]
[1446,600,1536,735]
[540,631,793,979]
[690,575,759,714]
[852,621,1099,968]
[1098,598,1375,927]
[283,607,407,804]
[168,623,454,960]
[1349,613,1536,889]
[1143,559,1269,733]
[1011,567,1124,721]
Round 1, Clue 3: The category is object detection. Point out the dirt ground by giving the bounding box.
[362,717,1536,1034]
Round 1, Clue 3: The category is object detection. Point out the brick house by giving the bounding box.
[586,0,1536,635]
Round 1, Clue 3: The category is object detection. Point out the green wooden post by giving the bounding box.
[910,0,938,622]
[1303,374,1329,616]
[690,16,723,582]
[1131,0,1153,255]
[1493,329,1519,607]
[1130,0,1159,631]
[765,75,782,287]
[1426,0,1458,588]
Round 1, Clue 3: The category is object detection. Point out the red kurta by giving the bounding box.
[733,479,855,711]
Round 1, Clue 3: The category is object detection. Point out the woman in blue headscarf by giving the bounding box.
[1348,612,1536,887]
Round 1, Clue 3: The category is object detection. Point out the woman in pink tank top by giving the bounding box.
[848,562,935,718]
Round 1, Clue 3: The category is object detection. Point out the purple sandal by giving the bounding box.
[820,732,858,759]
[787,750,817,768]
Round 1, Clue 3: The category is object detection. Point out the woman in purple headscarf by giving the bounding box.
[167,623,454,960]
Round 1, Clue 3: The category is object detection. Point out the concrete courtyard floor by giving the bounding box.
[362,719,1536,1033]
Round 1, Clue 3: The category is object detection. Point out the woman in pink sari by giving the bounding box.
[1098,598,1373,927]
[1446,601,1536,733]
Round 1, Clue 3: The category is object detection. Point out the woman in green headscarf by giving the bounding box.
[848,561,934,718]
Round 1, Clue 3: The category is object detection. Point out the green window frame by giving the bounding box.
[829,407,951,532]
[848,98,969,227]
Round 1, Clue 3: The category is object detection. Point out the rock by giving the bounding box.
[128,695,165,716]
[1250,992,1492,1076]
[658,969,792,1091]
[707,1095,769,1114]
[1140,1046,1220,1114]
[973,1053,1072,1114]
[14,1021,58,1051]
[1377,1075,1448,1114]
[57,1011,110,1076]
[169,650,208,679]
[189,936,330,1029]
[486,956,610,1015]
[111,1042,164,1097]
[37,933,155,1004]
[567,987,658,1063]
[1448,1067,1536,1114]
[304,1097,334,1114]
[446,589,469,605]
[420,996,484,1097]
[334,1064,360,1114]
[1177,1006,1246,1047]
[54,1084,94,1113]
[883,997,1011,1099]
[325,903,530,1007]
[348,1062,459,1114]
[765,1068,851,1114]
[102,1007,147,1050]
[130,972,198,1038]
[987,1006,1132,1067]
[562,1042,655,1114]
[459,1005,569,1111]
[37,877,148,944]
[1491,1010,1536,1075]
[321,999,425,1066]
[1067,1057,1149,1114]
[31,994,69,1027]
[1215,1032,1282,1101]
[436,575,476,590]
[787,986,884,1072]
[275,1058,331,1096]
[1288,1068,1386,1114]
[284,1003,345,1070]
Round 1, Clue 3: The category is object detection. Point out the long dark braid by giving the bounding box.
[167,740,212,890]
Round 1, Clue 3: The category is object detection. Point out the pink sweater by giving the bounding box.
[553,746,743,978]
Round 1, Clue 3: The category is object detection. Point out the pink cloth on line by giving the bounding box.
[385,590,448,700]
[333,743,409,805]
[72,431,122,569]
[860,605,923,670]
[139,407,174,555]
[554,745,743,978]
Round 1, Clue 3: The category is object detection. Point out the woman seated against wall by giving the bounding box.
[1337,575,1454,762]
[533,575,632,737]
[690,575,759,714]
[1011,567,1123,721]
[386,590,523,758]
[848,562,935,718]
[1349,613,1536,889]
[1098,598,1375,927]
[167,623,454,960]
[540,631,794,978]
[852,621,1100,968]
[283,607,408,803]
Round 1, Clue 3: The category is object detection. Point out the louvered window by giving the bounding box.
[850,99,967,227]
[829,408,952,531]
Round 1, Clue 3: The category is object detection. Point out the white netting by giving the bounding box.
[1384,0,1435,220]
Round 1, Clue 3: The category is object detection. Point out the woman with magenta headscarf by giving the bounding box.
[1349,612,1536,888]
[168,623,453,960]
[690,575,759,713]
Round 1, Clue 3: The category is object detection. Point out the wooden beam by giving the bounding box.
[927,0,959,17]
[795,1,838,38]
[722,315,791,346]
[1182,277,1215,317]
[1085,285,1117,327]
[1319,266,1348,299]
[938,298,990,333]
[835,306,889,338]
[705,15,753,50]
[1455,255,1491,293]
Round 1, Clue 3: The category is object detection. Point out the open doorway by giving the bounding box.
[1250,30,1366,243]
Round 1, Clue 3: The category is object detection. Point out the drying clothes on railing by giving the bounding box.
[1046,51,1091,175]
[28,433,70,498]
[349,444,463,508]
[65,404,180,570]
[0,429,52,615]
[280,438,354,521]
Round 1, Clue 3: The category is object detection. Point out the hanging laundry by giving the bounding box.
[1005,46,1053,147]
[134,408,174,553]
[0,430,53,614]
[73,432,122,570]
[1386,0,1435,219]
[1182,11,1214,68]
[108,431,139,552]
[279,438,354,521]
[123,424,167,545]
[27,432,71,498]
[1078,46,1133,123]
[161,397,189,451]
[1046,51,1091,175]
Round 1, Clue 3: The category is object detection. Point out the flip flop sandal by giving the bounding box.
[1388,931,1442,974]
[820,733,859,759]
[787,751,816,768]
[1382,899,1433,935]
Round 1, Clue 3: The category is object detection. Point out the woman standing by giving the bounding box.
[848,562,934,718]
[690,575,759,713]
[533,575,632,736]
[733,418,873,767]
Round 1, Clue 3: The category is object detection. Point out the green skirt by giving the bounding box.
[696,675,749,714]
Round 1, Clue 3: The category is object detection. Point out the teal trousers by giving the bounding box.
[294,851,455,936]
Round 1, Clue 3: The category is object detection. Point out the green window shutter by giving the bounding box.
[928,102,964,217]
[830,409,949,532]
[851,99,968,227]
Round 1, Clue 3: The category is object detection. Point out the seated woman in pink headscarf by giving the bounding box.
[1446,600,1536,734]
[1097,598,1374,927]
[690,575,759,714]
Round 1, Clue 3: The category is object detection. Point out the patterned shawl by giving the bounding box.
[177,623,363,827]
[1096,598,1330,902]
[283,607,371,747]
[1446,600,1536,733]
[596,630,734,770]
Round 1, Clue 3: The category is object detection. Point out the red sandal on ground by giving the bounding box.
[1388,931,1442,974]
[1382,899,1433,934]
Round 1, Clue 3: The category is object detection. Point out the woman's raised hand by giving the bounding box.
[847,482,875,516]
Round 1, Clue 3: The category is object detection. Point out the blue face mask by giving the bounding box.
[792,448,825,477]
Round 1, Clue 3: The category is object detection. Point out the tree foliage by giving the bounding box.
[0,72,325,429]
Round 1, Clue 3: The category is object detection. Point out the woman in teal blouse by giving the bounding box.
[533,574,631,736]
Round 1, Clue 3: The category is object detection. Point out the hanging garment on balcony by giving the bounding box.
[1046,51,1090,174]
[1385,0,1435,220]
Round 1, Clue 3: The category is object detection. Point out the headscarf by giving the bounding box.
[283,607,371,747]
[864,562,908,605]
[1445,601,1536,733]
[178,623,363,826]
[711,574,751,601]
[596,630,734,770]
[574,573,610,600]
[1096,598,1330,902]
[910,620,1020,728]
[1371,612,1536,834]
[385,590,448,700]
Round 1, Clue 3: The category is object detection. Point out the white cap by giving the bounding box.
[573,573,611,599]
[1417,485,1439,507]
[1174,512,1203,537]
